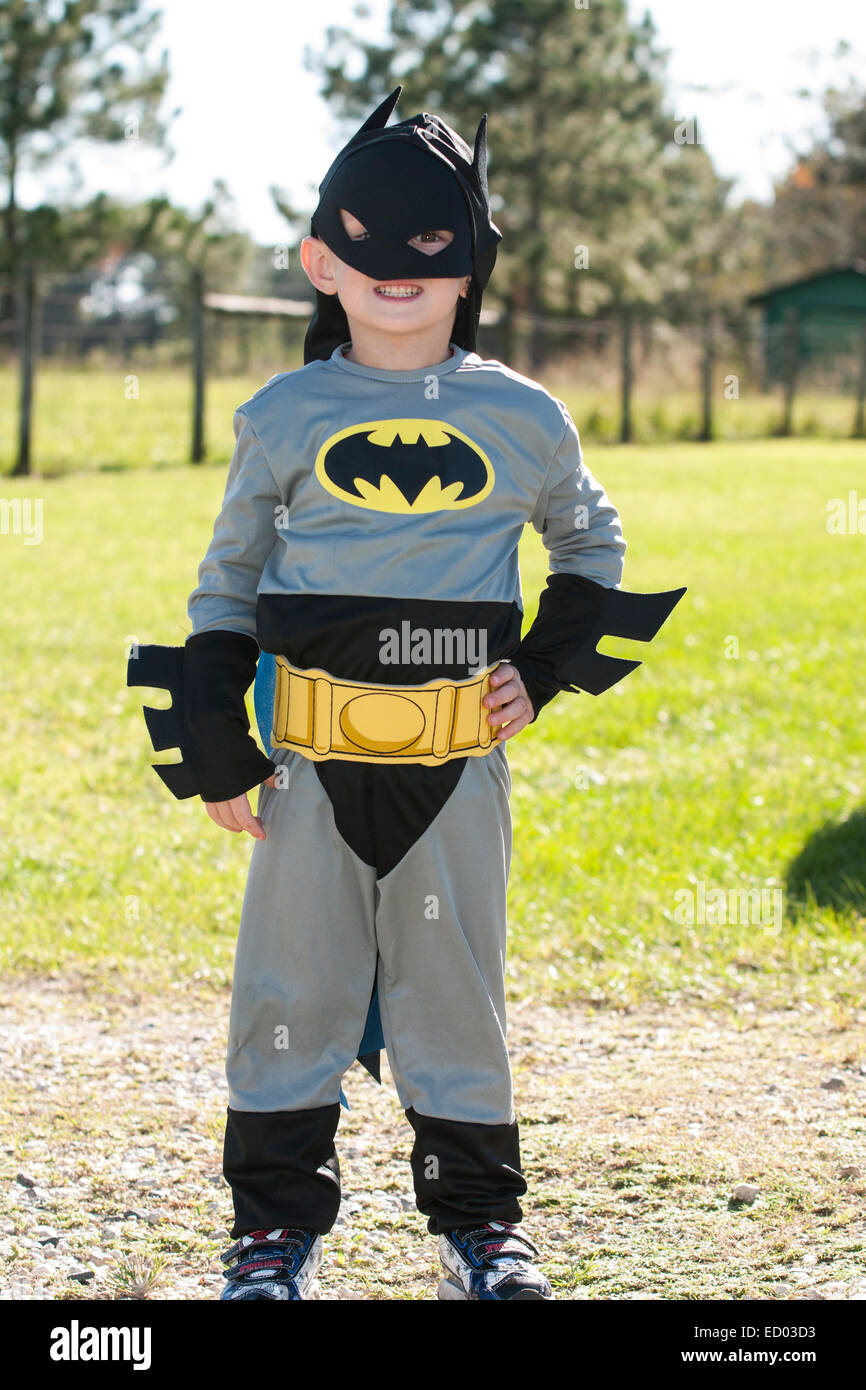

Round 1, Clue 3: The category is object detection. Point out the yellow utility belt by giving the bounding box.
[271,655,500,766]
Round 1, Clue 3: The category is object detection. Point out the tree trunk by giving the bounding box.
[1,154,19,331]
[13,261,36,477]
[526,50,547,372]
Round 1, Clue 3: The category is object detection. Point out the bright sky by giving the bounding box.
[24,0,865,247]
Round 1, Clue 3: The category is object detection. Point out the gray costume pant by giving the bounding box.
[222,741,527,1235]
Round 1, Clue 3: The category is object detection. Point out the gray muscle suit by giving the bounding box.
[186,341,625,1147]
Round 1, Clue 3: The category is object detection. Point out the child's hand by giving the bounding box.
[484,663,535,742]
[205,773,278,840]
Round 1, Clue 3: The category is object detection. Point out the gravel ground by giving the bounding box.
[1,979,864,1301]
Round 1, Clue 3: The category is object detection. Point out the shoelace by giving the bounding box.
[462,1222,540,1264]
[221,1227,310,1282]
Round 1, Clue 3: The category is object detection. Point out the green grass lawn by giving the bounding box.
[0,364,863,477]
[0,366,269,477]
[1,435,864,1010]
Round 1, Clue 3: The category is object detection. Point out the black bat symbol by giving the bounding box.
[324,431,488,506]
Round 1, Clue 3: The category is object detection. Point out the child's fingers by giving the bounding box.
[205,802,240,832]
[485,676,520,712]
[488,694,530,731]
[222,799,248,832]
[486,681,531,722]
[497,716,530,741]
[496,701,533,740]
[486,663,534,726]
[489,661,515,688]
[227,794,266,839]
[205,794,266,839]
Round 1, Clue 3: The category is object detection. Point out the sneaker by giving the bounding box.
[438,1221,553,1300]
[220,1227,322,1300]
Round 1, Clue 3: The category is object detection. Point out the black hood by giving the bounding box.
[303,85,501,363]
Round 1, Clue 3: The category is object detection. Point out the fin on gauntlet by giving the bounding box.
[127,633,276,802]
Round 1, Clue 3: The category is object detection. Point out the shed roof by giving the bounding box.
[746,261,866,306]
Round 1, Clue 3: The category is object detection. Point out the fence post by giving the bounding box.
[13,260,37,478]
[853,322,866,439]
[620,304,632,444]
[238,313,251,373]
[191,268,205,463]
[751,313,768,395]
[780,306,799,437]
[699,309,714,442]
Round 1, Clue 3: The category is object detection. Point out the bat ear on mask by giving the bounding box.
[356,84,403,135]
[473,114,490,199]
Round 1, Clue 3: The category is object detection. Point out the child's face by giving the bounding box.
[301,208,470,341]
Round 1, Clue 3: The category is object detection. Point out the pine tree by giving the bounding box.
[308,0,733,365]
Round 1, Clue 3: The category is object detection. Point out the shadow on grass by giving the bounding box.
[786,807,866,917]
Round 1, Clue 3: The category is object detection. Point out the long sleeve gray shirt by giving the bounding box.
[188,343,626,674]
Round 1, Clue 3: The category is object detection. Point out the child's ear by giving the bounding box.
[300,235,339,296]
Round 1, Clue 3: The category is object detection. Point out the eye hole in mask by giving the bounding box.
[338,208,454,256]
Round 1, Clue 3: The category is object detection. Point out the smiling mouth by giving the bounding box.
[374,283,424,299]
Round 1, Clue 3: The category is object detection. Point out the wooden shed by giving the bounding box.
[746,262,866,381]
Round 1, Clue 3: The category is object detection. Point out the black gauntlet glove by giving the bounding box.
[127,630,277,802]
[509,573,687,723]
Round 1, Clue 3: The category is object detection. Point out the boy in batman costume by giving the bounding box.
[128,87,685,1300]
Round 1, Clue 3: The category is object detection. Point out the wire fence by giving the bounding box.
[1,265,865,476]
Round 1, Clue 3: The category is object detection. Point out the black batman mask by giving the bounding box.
[304,86,501,363]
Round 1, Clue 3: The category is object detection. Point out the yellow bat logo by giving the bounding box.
[315,419,495,513]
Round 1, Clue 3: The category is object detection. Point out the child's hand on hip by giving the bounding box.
[205,773,277,840]
[484,663,535,742]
